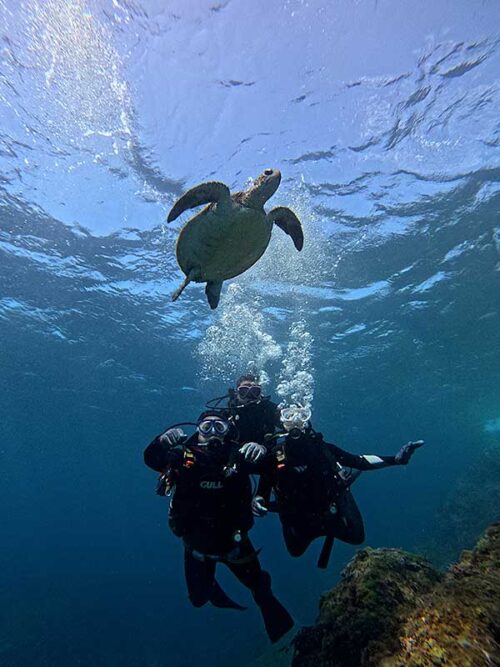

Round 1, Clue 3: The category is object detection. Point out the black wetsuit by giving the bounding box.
[227,396,282,446]
[144,432,294,643]
[258,429,400,557]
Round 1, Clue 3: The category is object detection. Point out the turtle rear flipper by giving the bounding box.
[172,275,191,302]
[268,206,304,251]
[172,269,197,302]
[167,182,231,223]
[205,280,223,309]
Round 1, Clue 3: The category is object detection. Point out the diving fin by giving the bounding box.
[210,580,247,611]
[254,572,294,643]
[259,594,295,643]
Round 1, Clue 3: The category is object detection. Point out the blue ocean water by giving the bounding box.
[1,1,499,665]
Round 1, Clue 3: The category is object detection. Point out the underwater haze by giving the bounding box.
[1,1,499,665]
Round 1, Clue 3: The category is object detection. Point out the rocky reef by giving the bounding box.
[293,523,499,667]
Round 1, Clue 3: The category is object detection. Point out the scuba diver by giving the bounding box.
[161,374,281,457]
[253,404,424,568]
[144,410,294,643]
[208,373,282,448]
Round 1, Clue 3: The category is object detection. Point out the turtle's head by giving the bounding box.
[243,168,281,208]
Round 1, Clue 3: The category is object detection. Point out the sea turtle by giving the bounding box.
[167,168,304,309]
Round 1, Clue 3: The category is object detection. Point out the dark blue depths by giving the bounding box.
[1,1,500,665]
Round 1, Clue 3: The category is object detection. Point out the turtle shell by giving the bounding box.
[175,201,273,282]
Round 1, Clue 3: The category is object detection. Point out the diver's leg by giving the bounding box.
[223,538,262,588]
[210,579,247,611]
[225,539,294,643]
[282,517,318,557]
[184,549,216,608]
[332,490,365,545]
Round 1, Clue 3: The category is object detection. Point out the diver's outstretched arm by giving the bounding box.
[323,440,424,471]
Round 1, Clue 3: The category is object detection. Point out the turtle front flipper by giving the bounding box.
[167,182,231,223]
[205,280,223,309]
[268,207,304,251]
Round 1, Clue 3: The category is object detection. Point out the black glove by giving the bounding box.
[395,440,424,465]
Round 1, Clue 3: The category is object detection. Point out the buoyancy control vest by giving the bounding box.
[267,431,345,515]
[163,441,254,554]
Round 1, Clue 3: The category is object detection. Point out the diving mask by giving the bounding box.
[197,418,230,437]
[280,405,312,433]
[236,384,262,401]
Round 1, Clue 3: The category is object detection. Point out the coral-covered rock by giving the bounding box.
[386,523,500,667]
[293,524,500,667]
[293,547,441,667]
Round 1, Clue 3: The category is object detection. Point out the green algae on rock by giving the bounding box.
[293,548,441,667]
[387,522,500,667]
[293,523,500,667]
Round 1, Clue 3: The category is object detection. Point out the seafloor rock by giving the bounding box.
[293,523,499,667]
